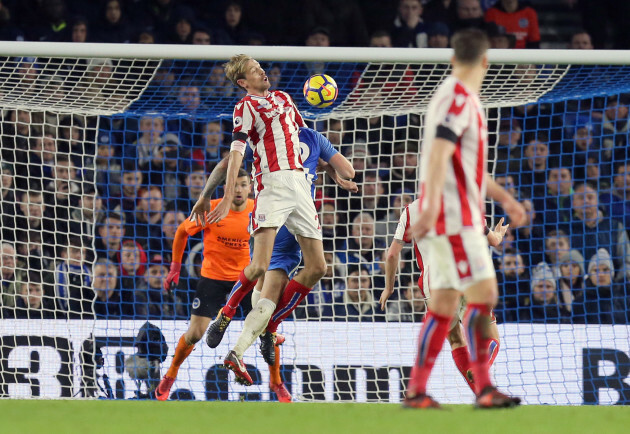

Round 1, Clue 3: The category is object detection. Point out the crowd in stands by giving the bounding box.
[0,0,627,49]
[0,0,629,324]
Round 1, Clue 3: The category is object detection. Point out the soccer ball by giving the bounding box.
[303,74,338,108]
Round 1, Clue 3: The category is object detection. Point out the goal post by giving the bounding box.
[0,42,628,404]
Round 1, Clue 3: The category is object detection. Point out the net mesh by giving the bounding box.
[0,54,628,404]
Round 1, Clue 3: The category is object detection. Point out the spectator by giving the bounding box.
[203,65,235,99]
[1,243,18,310]
[569,30,593,49]
[70,187,102,238]
[31,0,70,41]
[1,163,16,241]
[7,272,54,319]
[573,249,622,324]
[166,7,194,44]
[325,265,382,322]
[149,207,186,261]
[191,27,211,45]
[388,142,418,192]
[214,1,249,45]
[302,0,369,47]
[266,64,283,90]
[136,254,185,319]
[486,21,516,48]
[484,0,540,49]
[95,140,121,198]
[423,0,458,28]
[510,136,549,199]
[193,121,224,163]
[601,95,629,157]
[70,16,89,43]
[113,161,143,221]
[16,191,56,252]
[321,201,346,251]
[533,166,573,228]
[385,279,426,322]
[544,229,571,265]
[95,211,125,262]
[133,186,164,246]
[375,189,414,239]
[600,162,630,232]
[0,1,24,41]
[555,249,585,313]
[391,0,429,48]
[495,248,529,322]
[562,117,598,180]
[130,115,165,166]
[305,26,331,47]
[179,165,206,212]
[93,258,134,318]
[51,236,93,319]
[427,22,450,48]
[523,262,568,323]
[570,183,630,281]
[118,240,147,296]
[142,134,186,203]
[94,0,132,43]
[302,251,344,318]
[337,213,386,275]
[453,0,485,31]
[369,30,393,48]
[137,29,156,44]
[359,171,389,221]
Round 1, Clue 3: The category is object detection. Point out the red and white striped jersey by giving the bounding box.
[394,199,428,297]
[419,76,487,235]
[232,90,305,178]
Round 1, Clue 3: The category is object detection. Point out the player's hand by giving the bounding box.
[501,197,527,228]
[207,198,230,224]
[164,262,181,292]
[337,177,359,193]
[379,286,394,311]
[406,208,438,240]
[189,198,211,227]
[487,217,509,247]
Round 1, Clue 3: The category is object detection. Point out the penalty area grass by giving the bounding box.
[0,401,625,434]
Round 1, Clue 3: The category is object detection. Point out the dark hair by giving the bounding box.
[347,264,369,276]
[451,28,489,65]
[237,168,249,179]
[99,211,124,225]
[370,30,391,39]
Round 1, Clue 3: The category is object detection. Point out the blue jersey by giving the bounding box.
[267,127,338,276]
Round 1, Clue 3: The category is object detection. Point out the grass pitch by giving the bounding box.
[0,401,626,434]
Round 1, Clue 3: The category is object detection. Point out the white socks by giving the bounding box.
[251,288,262,308]
[233,298,276,358]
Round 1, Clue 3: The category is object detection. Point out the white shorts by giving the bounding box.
[418,230,495,292]
[252,170,322,240]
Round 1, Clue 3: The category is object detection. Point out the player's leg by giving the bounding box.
[404,287,460,409]
[232,269,287,364]
[488,319,500,367]
[207,227,277,349]
[265,235,325,334]
[463,277,519,408]
[157,277,223,400]
[447,322,475,392]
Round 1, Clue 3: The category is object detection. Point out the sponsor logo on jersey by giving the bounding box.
[519,18,529,28]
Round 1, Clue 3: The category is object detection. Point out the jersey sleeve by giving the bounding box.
[232,100,255,144]
[315,130,338,162]
[527,8,541,43]
[435,84,472,144]
[394,206,411,243]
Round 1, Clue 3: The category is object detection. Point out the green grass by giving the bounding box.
[0,401,626,434]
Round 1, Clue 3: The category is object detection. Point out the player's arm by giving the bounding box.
[190,156,228,226]
[321,159,358,193]
[486,174,526,227]
[164,219,204,291]
[380,239,404,310]
[315,128,357,191]
[208,101,251,223]
[407,137,455,239]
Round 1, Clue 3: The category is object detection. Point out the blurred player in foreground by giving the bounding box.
[154,169,253,401]
[380,199,509,392]
[405,28,526,409]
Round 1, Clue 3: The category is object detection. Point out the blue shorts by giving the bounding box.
[269,226,302,278]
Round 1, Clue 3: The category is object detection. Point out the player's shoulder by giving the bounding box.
[299,126,318,141]
[404,199,420,218]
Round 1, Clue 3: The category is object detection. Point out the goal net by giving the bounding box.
[0,44,628,405]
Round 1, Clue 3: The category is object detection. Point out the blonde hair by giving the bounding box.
[223,54,254,91]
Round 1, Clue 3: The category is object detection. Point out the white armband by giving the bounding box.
[230,140,246,155]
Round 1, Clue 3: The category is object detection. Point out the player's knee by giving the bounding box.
[185,330,203,344]
[246,261,268,280]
